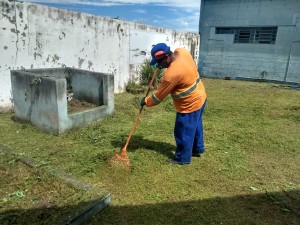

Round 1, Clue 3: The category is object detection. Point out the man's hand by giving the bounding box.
[153,63,162,69]
[140,97,146,106]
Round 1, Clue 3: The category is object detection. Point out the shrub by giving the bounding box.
[139,59,164,87]
[126,60,165,94]
[125,80,144,94]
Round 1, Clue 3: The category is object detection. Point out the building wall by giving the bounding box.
[198,0,300,83]
[0,0,199,110]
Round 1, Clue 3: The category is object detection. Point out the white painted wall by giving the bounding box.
[129,29,199,64]
[0,0,199,111]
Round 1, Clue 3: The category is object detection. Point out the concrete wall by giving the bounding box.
[0,0,200,111]
[198,0,300,83]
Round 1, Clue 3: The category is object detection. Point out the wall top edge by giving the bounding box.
[8,0,199,35]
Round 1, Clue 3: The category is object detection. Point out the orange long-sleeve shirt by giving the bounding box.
[145,48,207,113]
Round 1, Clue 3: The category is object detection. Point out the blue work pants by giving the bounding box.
[174,100,207,164]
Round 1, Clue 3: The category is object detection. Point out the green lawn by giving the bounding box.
[0,78,299,224]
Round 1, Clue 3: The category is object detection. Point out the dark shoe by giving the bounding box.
[192,153,201,157]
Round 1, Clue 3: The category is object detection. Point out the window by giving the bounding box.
[215,27,278,44]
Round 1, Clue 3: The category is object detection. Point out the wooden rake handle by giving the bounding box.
[121,67,160,153]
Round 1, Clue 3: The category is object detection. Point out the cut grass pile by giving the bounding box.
[0,78,299,224]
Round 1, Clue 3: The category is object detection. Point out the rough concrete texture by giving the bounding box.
[0,0,200,110]
[11,68,114,134]
[199,0,300,83]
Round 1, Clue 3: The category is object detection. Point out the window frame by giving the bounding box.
[215,26,278,44]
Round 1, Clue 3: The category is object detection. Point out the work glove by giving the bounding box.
[140,97,146,107]
[153,63,162,69]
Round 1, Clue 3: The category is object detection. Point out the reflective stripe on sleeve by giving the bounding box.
[151,93,161,104]
[171,76,200,99]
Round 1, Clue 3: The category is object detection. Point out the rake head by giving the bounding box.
[115,148,129,161]
[108,148,131,168]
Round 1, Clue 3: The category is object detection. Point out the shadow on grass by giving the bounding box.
[111,134,176,158]
[94,190,300,225]
[1,190,299,225]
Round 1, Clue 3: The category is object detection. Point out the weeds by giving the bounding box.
[126,60,165,94]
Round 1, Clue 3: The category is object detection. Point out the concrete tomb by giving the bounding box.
[11,68,114,134]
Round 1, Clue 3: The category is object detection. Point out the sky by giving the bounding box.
[21,0,201,33]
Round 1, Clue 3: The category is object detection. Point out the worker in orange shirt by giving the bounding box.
[141,43,207,165]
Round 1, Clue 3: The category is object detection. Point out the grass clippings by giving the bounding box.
[0,151,107,225]
[0,78,299,224]
[67,98,97,114]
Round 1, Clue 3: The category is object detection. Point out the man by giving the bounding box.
[140,43,207,165]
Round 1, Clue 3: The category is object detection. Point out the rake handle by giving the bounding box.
[122,68,159,152]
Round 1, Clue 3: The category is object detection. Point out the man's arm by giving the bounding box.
[144,79,176,107]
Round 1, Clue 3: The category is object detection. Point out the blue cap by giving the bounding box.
[150,43,171,65]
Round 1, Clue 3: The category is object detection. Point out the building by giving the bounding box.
[198,0,300,83]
